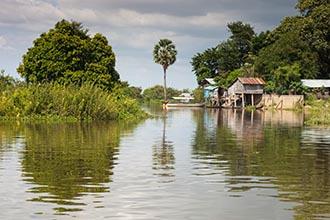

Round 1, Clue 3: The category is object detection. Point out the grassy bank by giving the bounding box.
[304,97,330,126]
[0,83,149,122]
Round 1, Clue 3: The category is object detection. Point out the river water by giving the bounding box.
[0,106,329,220]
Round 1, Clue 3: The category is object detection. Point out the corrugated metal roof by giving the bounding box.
[301,79,330,88]
[205,78,216,85]
[238,77,265,85]
[204,85,218,91]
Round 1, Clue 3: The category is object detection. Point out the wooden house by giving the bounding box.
[204,85,224,107]
[225,77,265,108]
[200,78,225,107]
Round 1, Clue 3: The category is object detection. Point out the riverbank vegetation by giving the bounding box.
[0,78,148,122]
[1,20,148,122]
[141,85,190,103]
[304,96,330,126]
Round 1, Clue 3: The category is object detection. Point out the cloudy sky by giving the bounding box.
[0,0,298,90]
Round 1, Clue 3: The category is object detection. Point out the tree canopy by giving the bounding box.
[191,0,330,94]
[191,21,256,86]
[17,19,120,90]
[142,85,181,100]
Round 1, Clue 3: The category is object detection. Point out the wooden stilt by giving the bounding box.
[234,95,237,108]
[242,93,245,108]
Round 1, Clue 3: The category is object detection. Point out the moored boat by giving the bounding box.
[164,93,205,109]
[166,102,205,108]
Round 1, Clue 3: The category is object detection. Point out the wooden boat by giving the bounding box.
[163,93,205,109]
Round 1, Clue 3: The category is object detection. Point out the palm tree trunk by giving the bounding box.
[163,67,167,101]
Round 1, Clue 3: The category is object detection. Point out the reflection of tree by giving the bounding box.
[0,122,24,159]
[20,122,125,214]
[191,109,330,219]
[152,112,175,179]
[261,127,330,219]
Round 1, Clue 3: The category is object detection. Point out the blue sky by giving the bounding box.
[0,0,297,90]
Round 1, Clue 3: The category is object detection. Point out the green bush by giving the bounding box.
[0,83,148,121]
[305,99,330,126]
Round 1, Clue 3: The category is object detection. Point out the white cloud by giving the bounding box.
[0,36,7,48]
[0,0,64,32]
[0,0,298,89]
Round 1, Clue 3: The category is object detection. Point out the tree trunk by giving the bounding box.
[163,67,167,101]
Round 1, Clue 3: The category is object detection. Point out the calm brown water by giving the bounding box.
[0,107,329,220]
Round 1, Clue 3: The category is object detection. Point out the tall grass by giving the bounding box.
[304,97,330,126]
[0,83,149,121]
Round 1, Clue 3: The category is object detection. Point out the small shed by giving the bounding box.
[203,85,224,107]
[227,77,265,108]
[204,86,218,99]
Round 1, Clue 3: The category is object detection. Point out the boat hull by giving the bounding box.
[166,103,205,108]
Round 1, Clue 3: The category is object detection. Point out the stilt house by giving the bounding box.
[200,78,224,107]
[226,77,265,108]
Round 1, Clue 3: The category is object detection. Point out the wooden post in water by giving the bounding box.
[242,93,245,108]
[234,95,237,108]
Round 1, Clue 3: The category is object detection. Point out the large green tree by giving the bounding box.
[191,1,329,94]
[227,21,255,67]
[17,19,120,90]
[142,85,180,100]
[191,21,255,86]
[153,39,177,101]
[296,0,330,77]
[255,17,319,81]
[256,0,329,81]
[191,48,220,84]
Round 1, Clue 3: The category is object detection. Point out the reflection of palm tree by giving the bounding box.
[152,111,175,178]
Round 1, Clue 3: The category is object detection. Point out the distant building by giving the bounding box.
[301,79,330,89]
[301,79,330,99]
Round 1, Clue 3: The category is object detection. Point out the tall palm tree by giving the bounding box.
[153,39,177,101]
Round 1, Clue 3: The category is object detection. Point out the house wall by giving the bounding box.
[244,85,264,94]
[228,81,244,95]
[228,81,264,95]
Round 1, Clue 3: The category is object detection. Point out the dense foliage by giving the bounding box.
[6,20,150,122]
[305,98,330,125]
[120,81,143,100]
[0,83,148,121]
[153,39,177,100]
[17,20,120,90]
[0,69,17,93]
[191,0,330,94]
[142,85,184,101]
[191,21,255,86]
